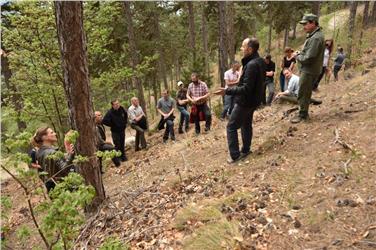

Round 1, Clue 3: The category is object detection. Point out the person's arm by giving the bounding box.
[156,100,167,117]
[102,110,112,127]
[128,108,136,121]
[289,59,295,71]
[296,38,321,65]
[186,86,195,103]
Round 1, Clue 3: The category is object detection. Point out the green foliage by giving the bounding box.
[16,225,31,247]
[99,237,130,250]
[39,173,95,248]
[72,155,89,165]
[64,130,79,145]
[1,196,12,235]
[46,151,65,161]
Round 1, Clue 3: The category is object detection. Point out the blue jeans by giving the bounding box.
[226,104,255,160]
[177,106,190,130]
[163,119,175,141]
[220,95,234,119]
[279,73,285,91]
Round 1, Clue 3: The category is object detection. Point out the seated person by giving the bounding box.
[33,127,76,192]
[274,68,322,105]
[128,97,147,151]
[95,111,121,168]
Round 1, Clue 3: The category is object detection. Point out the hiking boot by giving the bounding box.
[227,156,241,164]
[240,151,252,159]
[205,127,210,132]
[178,128,184,134]
[312,100,322,105]
[290,114,308,124]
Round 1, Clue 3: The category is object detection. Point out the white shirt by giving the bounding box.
[224,69,240,88]
[323,48,330,67]
[286,74,300,96]
[128,105,144,121]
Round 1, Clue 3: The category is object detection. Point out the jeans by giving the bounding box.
[226,104,255,160]
[111,130,126,161]
[163,119,175,141]
[131,123,147,150]
[313,66,326,90]
[333,65,341,81]
[194,104,212,133]
[262,79,275,105]
[177,106,190,131]
[220,95,235,119]
[279,73,285,91]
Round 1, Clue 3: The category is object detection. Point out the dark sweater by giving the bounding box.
[226,52,266,108]
[102,106,128,132]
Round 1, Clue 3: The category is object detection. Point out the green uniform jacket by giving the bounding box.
[297,27,325,76]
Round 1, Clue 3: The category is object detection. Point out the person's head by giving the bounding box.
[131,97,139,107]
[338,46,343,53]
[284,47,294,57]
[264,54,272,64]
[94,111,102,124]
[299,14,319,33]
[191,73,199,83]
[231,61,240,71]
[325,39,334,53]
[32,127,57,147]
[177,81,184,89]
[283,68,292,79]
[161,89,169,99]
[241,37,259,57]
[111,99,120,110]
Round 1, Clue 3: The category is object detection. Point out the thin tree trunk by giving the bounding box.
[187,1,196,64]
[201,2,210,79]
[283,27,289,50]
[1,51,27,132]
[218,1,228,88]
[346,1,358,66]
[54,1,105,211]
[267,18,272,53]
[362,1,370,28]
[371,1,376,25]
[123,2,147,116]
[292,22,297,40]
[226,2,235,63]
[312,1,321,17]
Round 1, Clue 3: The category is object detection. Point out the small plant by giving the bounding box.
[99,237,130,250]
[16,225,31,248]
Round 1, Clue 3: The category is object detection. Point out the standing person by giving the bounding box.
[279,47,296,91]
[333,47,345,82]
[262,54,276,105]
[313,39,333,91]
[33,127,76,192]
[157,89,176,143]
[176,81,190,134]
[215,38,266,163]
[186,73,212,134]
[220,61,241,120]
[128,97,147,151]
[102,99,128,161]
[291,14,325,123]
[95,111,121,168]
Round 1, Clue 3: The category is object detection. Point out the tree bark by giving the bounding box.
[187,1,196,64]
[371,1,376,25]
[311,1,321,17]
[362,1,370,28]
[283,27,289,50]
[201,2,210,79]
[226,2,235,63]
[292,22,297,40]
[267,18,272,53]
[54,1,105,211]
[346,1,358,65]
[218,1,228,88]
[122,2,147,116]
[1,50,27,132]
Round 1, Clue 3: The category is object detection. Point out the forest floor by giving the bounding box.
[2,29,376,249]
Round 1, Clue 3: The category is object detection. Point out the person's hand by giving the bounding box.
[292,51,300,58]
[64,142,74,155]
[214,87,226,96]
[163,114,169,120]
[31,163,42,169]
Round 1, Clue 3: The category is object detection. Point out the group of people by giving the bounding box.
[29,13,345,191]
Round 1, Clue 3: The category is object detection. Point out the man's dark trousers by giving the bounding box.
[226,104,255,160]
[111,130,126,161]
[195,104,212,133]
[163,120,175,141]
[298,72,317,118]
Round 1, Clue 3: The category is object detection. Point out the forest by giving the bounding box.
[1,1,376,249]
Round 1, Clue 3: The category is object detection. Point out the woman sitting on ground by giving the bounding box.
[32,127,76,192]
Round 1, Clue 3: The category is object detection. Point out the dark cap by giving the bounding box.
[299,14,318,24]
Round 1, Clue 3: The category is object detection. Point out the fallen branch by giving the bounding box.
[333,128,355,152]
[342,158,352,175]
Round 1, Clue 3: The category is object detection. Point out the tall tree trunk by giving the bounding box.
[283,27,289,50]
[152,4,168,90]
[312,1,321,17]
[218,1,228,88]
[123,2,147,116]
[267,18,272,53]
[362,1,370,28]
[201,2,210,79]
[226,2,235,63]
[346,1,358,66]
[292,22,297,40]
[371,1,376,25]
[54,1,105,211]
[187,1,196,64]
[1,51,27,132]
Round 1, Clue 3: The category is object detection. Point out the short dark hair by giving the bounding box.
[111,99,118,105]
[231,61,240,66]
[338,47,343,53]
[265,54,271,60]
[247,38,259,52]
[308,20,319,26]
[191,72,199,78]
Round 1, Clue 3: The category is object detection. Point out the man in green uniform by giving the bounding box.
[291,14,324,123]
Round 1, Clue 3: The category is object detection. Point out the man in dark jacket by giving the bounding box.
[291,14,325,123]
[102,100,128,161]
[216,37,266,163]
